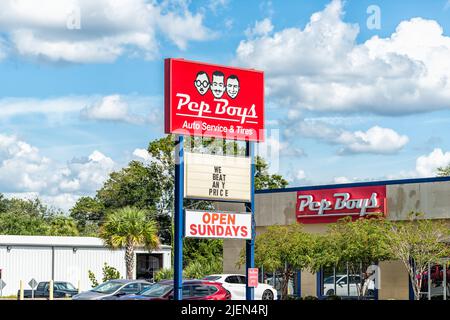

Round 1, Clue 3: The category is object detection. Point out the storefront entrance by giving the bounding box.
[136,253,163,281]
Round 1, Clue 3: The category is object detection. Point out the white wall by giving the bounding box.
[0,245,171,296]
[54,247,127,293]
[0,246,53,296]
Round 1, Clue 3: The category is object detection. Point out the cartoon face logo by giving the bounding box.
[226,75,240,99]
[211,71,226,99]
[194,71,210,95]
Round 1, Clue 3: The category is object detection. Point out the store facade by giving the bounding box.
[221,176,450,300]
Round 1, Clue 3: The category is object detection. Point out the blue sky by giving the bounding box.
[1,0,450,211]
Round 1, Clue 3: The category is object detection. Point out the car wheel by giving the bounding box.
[326,289,334,296]
[262,289,274,300]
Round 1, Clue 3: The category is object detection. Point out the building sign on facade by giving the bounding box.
[296,185,387,224]
[184,210,252,239]
[184,152,251,202]
[164,58,264,142]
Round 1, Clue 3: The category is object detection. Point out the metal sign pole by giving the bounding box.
[174,135,184,300]
[245,141,255,300]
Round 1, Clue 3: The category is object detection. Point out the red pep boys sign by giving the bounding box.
[165,58,264,142]
[296,186,387,224]
[185,210,251,240]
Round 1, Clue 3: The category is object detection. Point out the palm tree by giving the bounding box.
[100,207,160,279]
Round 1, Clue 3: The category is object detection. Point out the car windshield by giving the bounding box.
[324,276,336,284]
[56,282,76,290]
[324,276,346,284]
[140,283,173,297]
[92,281,124,294]
[203,276,221,281]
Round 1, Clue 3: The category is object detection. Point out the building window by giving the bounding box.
[320,263,378,299]
[418,260,450,300]
[259,269,294,299]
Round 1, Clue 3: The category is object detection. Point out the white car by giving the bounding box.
[203,274,278,300]
[323,274,375,297]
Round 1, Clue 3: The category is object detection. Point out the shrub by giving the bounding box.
[302,295,318,300]
[154,268,174,282]
[88,263,122,287]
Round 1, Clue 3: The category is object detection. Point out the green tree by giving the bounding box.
[255,156,288,190]
[385,212,450,300]
[437,165,450,176]
[0,193,7,213]
[244,224,314,299]
[324,215,393,298]
[96,160,170,243]
[183,238,223,267]
[0,211,49,235]
[97,160,164,209]
[47,216,79,236]
[69,196,105,235]
[99,207,160,279]
[0,197,78,236]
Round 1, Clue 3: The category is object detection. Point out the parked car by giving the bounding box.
[17,281,78,299]
[118,280,231,300]
[323,274,375,297]
[72,279,152,300]
[203,274,277,300]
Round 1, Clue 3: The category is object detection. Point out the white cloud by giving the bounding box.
[81,95,141,124]
[245,18,273,38]
[336,126,409,155]
[387,148,450,179]
[0,96,91,119]
[234,0,450,115]
[296,170,306,180]
[0,133,117,211]
[0,95,161,125]
[208,0,229,13]
[0,0,213,63]
[296,122,409,155]
[333,176,351,184]
[415,148,450,177]
[132,148,154,164]
[152,3,215,50]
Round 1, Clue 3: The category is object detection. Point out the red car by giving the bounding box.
[118,280,231,300]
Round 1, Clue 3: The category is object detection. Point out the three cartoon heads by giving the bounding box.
[194,71,240,99]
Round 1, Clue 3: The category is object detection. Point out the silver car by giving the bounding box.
[72,279,152,300]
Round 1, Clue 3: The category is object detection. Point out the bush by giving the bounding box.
[324,295,341,300]
[183,259,223,279]
[153,259,223,282]
[285,295,302,300]
[154,268,174,282]
[88,263,122,287]
[102,263,121,282]
[303,295,318,300]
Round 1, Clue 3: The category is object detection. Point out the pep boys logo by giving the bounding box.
[165,58,264,142]
[296,186,386,223]
[176,70,257,125]
[194,70,240,99]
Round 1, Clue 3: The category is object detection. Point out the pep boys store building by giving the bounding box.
[221,176,450,300]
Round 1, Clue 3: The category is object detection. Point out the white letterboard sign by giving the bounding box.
[184,152,251,202]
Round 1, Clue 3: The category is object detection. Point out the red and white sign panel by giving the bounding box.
[165,58,264,142]
[248,268,259,288]
[296,186,387,224]
[185,210,251,239]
